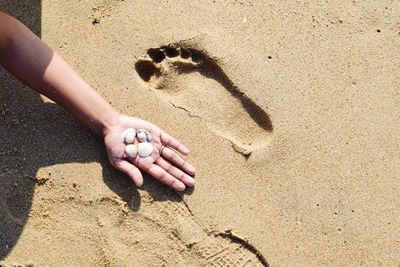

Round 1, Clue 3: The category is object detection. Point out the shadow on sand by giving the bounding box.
[0,1,190,260]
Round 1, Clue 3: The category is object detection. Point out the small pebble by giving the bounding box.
[125,144,138,158]
[122,128,136,144]
[138,142,153,157]
[137,129,151,142]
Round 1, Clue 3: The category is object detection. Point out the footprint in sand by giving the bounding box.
[134,42,273,156]
[139,191,269,267]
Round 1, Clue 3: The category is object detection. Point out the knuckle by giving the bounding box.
[170,179,178,188]
[159,171,167,181]
[114,160,123,168]
[181,160,188,168]
[171,153,179,161]
[111,161,118,168]
[166,164,174,173]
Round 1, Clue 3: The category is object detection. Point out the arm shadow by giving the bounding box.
[0,70,193,259]
[0,0,192,261]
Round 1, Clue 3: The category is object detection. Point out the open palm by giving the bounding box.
[104,115,196,191]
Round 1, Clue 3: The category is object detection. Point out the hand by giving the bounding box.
[104,114,196,191]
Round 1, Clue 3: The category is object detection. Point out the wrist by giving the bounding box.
[101,109,121,138]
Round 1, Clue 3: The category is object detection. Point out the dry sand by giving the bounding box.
[1,0,399,266]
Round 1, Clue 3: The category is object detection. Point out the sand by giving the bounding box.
[0,0,399,266]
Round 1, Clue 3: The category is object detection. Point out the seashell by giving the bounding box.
[122,128,136,144]
[146,133,152,142]
[136,129,152,142]
[137,142,153,158]
[125,144,138,158]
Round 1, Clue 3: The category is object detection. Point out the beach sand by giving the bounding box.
[1,0,399,266]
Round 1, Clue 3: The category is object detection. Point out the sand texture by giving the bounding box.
[1,0,399,266]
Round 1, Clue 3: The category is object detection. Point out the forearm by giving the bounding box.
[36,53,119,136]
[0,11,118,137]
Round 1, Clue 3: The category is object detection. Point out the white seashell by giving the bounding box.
[137,129,151,143]
[125,144,138,158]
[122,128,136,144]
[146,133,152,142]
[137,142,153,157]
[136,131,146,142]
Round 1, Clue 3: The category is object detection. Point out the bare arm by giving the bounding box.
[0,11,195,191]
[0,11,118,136]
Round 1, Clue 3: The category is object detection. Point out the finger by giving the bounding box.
[156,158,195,187]
[161,147,196,176]
[145,164,186,191]
[114,159,144,187]
[160,131,190,155]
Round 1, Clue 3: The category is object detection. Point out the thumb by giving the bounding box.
[113,159,144,187]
